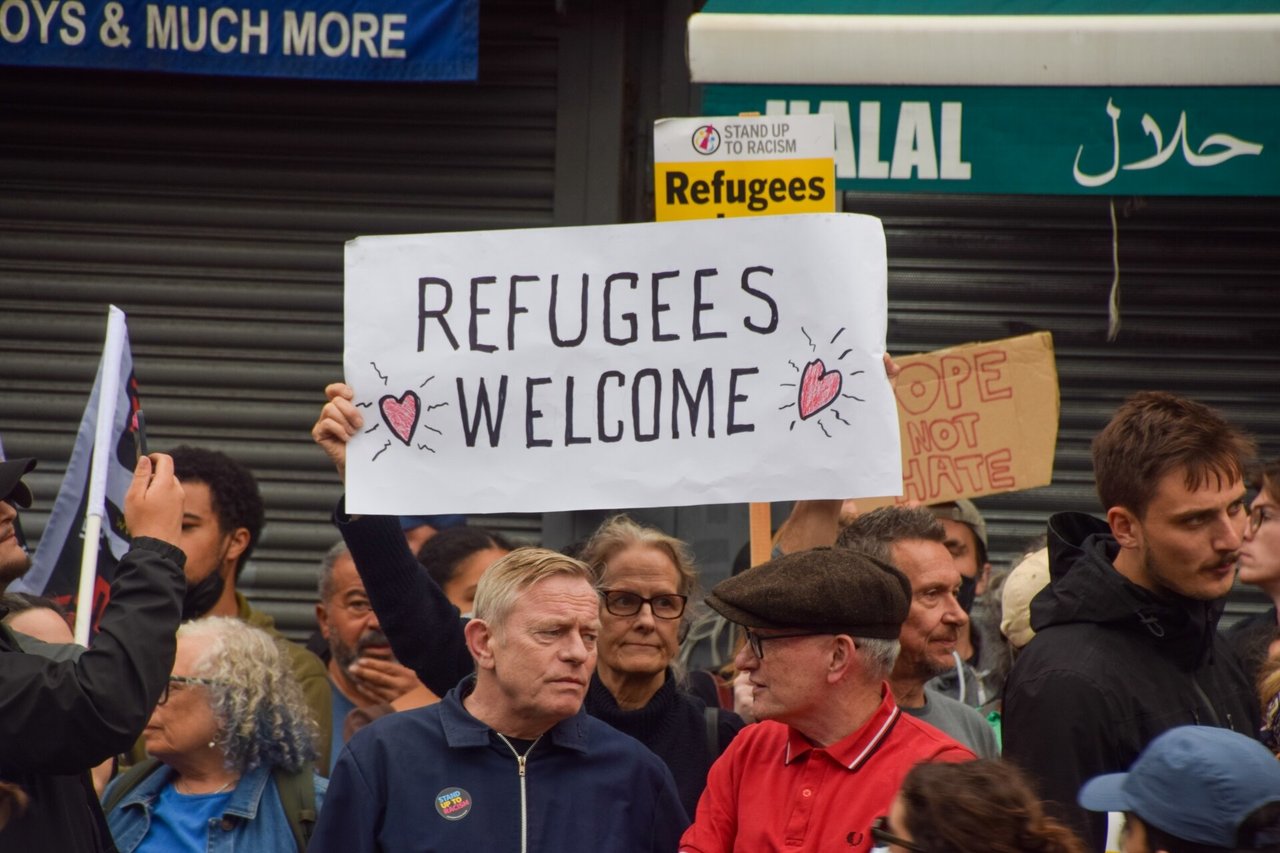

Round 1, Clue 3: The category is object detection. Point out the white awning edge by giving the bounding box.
[687,14,1280,85]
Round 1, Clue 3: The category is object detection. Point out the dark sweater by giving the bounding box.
[585,670,742,817]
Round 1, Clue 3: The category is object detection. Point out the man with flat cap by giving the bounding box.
[0,454,189,850]
[678,547,974,853]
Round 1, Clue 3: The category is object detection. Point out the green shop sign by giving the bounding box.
[702,85,1279,195]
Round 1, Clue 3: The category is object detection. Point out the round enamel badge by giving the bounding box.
[435,787,473,821]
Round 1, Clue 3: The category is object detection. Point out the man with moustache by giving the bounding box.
[837,507,999,759]
[1004,391,1260,851]
[311,548,686,852]
[315,541,422,771]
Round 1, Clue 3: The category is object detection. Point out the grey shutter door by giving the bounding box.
[0,0,558,639]
[847,191,1280,620]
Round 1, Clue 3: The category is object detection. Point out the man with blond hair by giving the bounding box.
[311,547,686,853]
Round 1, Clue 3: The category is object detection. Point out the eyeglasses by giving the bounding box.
[1249,506,1276,535]
[599,589,688,620]
[158,674,221,705]
[870,816,927,852]
[743,627,831,660]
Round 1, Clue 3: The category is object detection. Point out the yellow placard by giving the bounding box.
[654,158,836,221]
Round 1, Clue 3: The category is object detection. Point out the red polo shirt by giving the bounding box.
[679,685,974,852]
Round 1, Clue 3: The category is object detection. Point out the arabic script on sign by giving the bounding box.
[1073,98,1263,188]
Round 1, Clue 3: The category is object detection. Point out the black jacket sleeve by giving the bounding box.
[0,537,186,775]
[334,498,474,695]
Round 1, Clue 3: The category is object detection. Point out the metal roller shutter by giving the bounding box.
[848,191,1280,618]
[0,0,559,640]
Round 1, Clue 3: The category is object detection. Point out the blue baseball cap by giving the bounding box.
[1078,726,1280,847]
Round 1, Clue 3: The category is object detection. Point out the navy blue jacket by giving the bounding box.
[311,679,688,853]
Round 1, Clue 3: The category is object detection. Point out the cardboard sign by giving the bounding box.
[653,114,836,220]
[861,332,1059,508]
[343,213,901,515]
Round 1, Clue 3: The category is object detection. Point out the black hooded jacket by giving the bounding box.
[1003,512,1259,851]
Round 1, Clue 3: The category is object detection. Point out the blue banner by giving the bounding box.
[0,0,477,81]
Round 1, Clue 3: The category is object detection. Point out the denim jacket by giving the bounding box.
[105,762,327,853]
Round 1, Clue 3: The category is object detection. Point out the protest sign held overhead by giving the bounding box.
[860,332,1059,509]
[344,213,900,515]
[654,114,836,221]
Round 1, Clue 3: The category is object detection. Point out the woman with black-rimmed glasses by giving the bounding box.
[870,759,1084,853]
[577,515,745,817]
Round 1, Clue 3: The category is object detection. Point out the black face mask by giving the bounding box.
[957,574,978,613]
[182,569,226,620]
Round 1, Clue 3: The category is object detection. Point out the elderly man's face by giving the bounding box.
[890,538,967,683]
[733,628,836,728]
[319,552,395,677]
[488,574,600,728]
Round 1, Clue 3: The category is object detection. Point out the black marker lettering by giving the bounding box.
[418,277,458,352]
[525,376,552,448]
[564,376,590,445]
[604,272,639,346]
[692,268,725,341]
[651,270,679,342]
[632,368,661,442]
[672,367,715,439]
[469,276,497,353]
[507,274,537,351]
[741,266,778,335]
[550,273,589,347]
[457,376,508,447]
[597,371,625,443]
[727,367,758,435]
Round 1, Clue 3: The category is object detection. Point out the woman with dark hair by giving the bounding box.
[871,760,1084,853]
[416,526,514,618]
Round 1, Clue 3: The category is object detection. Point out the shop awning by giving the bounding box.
[689,2,1280,194]
[689,2,1280,86]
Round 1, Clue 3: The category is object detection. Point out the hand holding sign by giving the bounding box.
[312,383,363,484]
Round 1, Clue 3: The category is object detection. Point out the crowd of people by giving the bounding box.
[2,383,1280,852]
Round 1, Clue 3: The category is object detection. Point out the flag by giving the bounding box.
[14,306,141,636]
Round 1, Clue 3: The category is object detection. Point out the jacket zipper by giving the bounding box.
[496,733,542,853]
[1190,678,1221,727]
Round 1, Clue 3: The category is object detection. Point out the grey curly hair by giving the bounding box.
[177,617,318,774]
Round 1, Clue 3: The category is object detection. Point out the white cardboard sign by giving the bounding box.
[343,213,901,515]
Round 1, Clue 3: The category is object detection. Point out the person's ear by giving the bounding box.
[975,562,992,597]
[316,603,331,640]
[1108,506,1143,551]
[828,635,856,683]
[223,526,251,570]
[465,618,497,670]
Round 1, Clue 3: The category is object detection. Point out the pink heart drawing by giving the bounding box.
[379,391,421,446]
[798,359,842,420]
